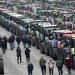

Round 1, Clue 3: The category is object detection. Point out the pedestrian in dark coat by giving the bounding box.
[39,55,46,75]
[0,36,2,47]
[25,47,30,63]
[3,36,7,50]
[16,36,21,46]
[65,55,72,74]
[56,57,63,75]
[8,35,15,50]
[27,61,34,75]
[1,39,6,54]
[12,35,15,40]
[22,35,27,48]
[26,34,31,48]
[16,46,22,63]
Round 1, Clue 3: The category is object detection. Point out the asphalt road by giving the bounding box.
[0,26,75,75]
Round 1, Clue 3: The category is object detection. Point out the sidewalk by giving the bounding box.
[0,26,75,75]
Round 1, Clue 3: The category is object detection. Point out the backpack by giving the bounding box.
[56,60,63,68]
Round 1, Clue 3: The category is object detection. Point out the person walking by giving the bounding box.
[0,36,2,47]
[39,55,46,75]
[26,34,31,48]
[44,36,49,56]
[25,47,30,63]
[1,39,6,54]
[56,57,63,75]
[50,38,57,59]
[16,46,22,64]
[48,58,54,75]
[35,31,40,49]
[3,36,7,50]
[57,39,61,56]
[16,35,21,46]
[8,35,15,50]
[22,35,27,48]
[65,55,72,74]
[27,61,34,75]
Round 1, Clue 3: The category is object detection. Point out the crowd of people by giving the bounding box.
[0,33,73,75]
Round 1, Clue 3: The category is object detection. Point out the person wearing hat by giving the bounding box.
[48,58,54,75]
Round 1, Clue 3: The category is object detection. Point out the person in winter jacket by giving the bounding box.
[65,55,72,74]
[8,35,15,50]
[16,36,21,46]
[22,35,27,48]
[3,36,7,50]
[25,47,30,63]
[27,61,34,75]
[64,37,70,47]
[35,31,40,49]
[48,58,54,75]
[44,36,49,56]
[26,34,31,48]
[56,58,63,75]
[57,40,64,56]
[39,55,46,75]
[50,38,57,59]
[1,39,6,54]
[0,36,2,47]
[16,46,22,63]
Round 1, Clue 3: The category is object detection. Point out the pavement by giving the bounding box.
[0,26,75,75]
